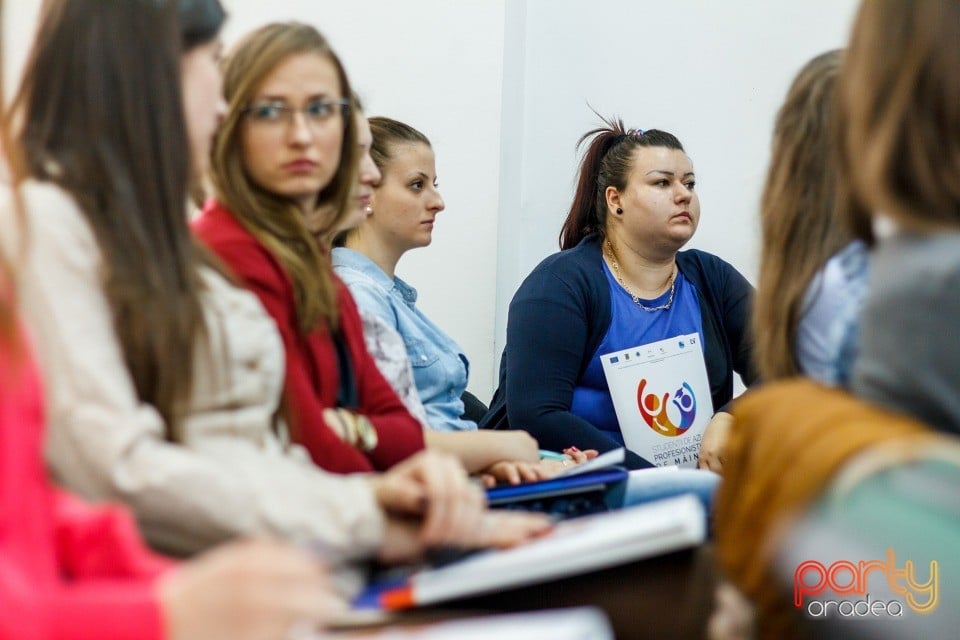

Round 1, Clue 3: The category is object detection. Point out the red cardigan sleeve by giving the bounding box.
[335,283,426,469]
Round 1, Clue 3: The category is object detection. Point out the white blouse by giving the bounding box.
[4,181,385,594]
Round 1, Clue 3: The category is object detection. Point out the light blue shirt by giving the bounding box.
[796,240,870,387]
[332,247,475,431]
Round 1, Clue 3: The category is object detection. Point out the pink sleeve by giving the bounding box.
[52,490,177,581]
[0,571,166,640]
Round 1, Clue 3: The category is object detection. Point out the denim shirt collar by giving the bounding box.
[331,247,418,306]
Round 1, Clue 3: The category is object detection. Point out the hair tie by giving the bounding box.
[627,128,646,137]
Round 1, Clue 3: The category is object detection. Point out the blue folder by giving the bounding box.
[486,468,629,517]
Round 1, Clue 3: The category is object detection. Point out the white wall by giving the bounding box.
[4,1,862,402]
[1,1,41,98]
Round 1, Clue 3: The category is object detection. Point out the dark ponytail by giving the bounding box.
[559,115,684,250]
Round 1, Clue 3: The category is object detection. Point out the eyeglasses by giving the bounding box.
[242,98,351,128]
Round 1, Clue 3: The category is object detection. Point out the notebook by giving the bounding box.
[354,494,706,611]
[600,333,713,468]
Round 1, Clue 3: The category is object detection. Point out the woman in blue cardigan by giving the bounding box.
[483,120,757,473]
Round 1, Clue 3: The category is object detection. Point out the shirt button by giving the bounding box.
[420,355,428,361]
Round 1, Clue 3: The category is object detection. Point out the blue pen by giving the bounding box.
[538,449,568,461]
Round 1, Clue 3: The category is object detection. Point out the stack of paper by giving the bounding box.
[356,494,706,611]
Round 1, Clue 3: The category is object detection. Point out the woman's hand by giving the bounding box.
[534,447,600,476]
[158,539,343,640]
[369,450,553,562]
[369,450,486,546]
[377,509,553,564]
[698,411,735,474]
[707,581,756,640]
[478,460,552,487]
[321,408,349,442]
[563,447,599,464]
[480,446,601,486]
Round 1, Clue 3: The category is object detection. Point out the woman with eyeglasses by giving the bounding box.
[195,23,428,475]
[194,23,558,484]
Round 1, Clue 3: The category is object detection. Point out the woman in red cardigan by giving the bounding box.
[194,23,563,481]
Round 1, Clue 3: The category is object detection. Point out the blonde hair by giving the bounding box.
[753,51,847,380]
[840,0,960,230]
[211,22,359,333]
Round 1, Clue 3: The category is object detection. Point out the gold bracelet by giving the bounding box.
[354,415,379,452]
[332,409,358,446]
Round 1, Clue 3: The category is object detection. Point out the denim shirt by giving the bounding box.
[332,248,474,431]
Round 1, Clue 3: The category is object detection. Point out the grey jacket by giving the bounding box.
[852,232,960,434]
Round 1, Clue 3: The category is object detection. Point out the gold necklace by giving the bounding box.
[605,240,676,312]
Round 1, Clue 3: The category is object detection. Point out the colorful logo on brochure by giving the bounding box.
[636,378,696,437]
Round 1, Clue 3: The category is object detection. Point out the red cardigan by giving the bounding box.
[1,331,174,640]
[192,200,425,474]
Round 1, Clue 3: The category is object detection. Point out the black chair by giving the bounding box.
[460,389,489,425]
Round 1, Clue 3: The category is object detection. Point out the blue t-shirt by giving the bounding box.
[570,261,704,444]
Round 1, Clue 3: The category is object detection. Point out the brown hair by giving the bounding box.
[368,116,432,173]
[10,0,225,439]
[0,0,17,351]
[840,0,960,230]
[334,115,431,248]
[210,22,358,334]
[560,115,684,250]
[753,50,861,380]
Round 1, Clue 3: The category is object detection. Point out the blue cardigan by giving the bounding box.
[480,234,757,469]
